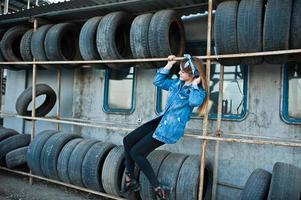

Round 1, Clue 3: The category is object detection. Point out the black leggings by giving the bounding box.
[123,116,164,188]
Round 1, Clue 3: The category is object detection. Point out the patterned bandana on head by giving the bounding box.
[183,54,199,77]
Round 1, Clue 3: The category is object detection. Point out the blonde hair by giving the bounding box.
[180,57,209,116]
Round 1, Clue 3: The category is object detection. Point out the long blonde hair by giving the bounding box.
[180,57,209,116]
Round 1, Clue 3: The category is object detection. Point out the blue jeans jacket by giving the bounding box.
[152,67,206,144]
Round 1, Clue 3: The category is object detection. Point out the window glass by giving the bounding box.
[104,67,135,113]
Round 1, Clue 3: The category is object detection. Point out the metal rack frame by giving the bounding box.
[0,0,301,199]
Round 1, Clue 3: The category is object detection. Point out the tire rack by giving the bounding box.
[0,0,301,199]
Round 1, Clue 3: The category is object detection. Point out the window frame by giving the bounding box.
[103,68,136,114]
[281,64,301,124]
[155,64,249,121]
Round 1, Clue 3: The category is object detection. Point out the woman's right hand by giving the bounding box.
[164,55,177,70]
[167,55,177,66]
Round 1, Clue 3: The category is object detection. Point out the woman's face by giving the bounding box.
[179,69,194,81]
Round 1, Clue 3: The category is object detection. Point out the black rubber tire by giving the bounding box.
[26,130,58,176]
[5,146,28,169]
[31,24,53,70]
[82,142,115,191]
[139,150,170,200]
[101,145,125,196]
[214,1,240,66]
[15,84,57,117]
[240,168,271,200]
[20,29,33,62]
[57,138,83,183]
[96,11,133,71]
[0,134,30,165]
[44,23,81,69]
[0,127,18,142]
[237,0,264,65]
[0,25,31,70]
[40,133,80,179]
[68,139,99,187]
[148,10,185,67]
[267,162,301,200]
[0,29,14,70]
[130,13,155,69]
[263,0,293,64]
[176,155,204,200]
[79,16,106,70]
[289,0,301,61]
[157,153,188,200]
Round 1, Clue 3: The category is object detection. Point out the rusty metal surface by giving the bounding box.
[0,0,208,26]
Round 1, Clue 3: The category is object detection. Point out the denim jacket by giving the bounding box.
[152,67,206,144]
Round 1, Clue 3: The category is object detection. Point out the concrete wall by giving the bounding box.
[3,15,301,199]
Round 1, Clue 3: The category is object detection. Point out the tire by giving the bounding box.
[0,127,18,142]
[267,162,301,200]
[130,13,155,69]
[0,134,30,165]
[289,0,301,61]
[176,155,204,200]
[26,130,58,176]
[0,26,31,70]
[101,145,125,196]
[45,23,81,69]
[40,133,80,179]
[237,0,264,65]
[82,142,115,191]
[97,11,133,71]
[0,29,13,70]
[79,16,106,69]
[68,139,99,187]
[214,1,240,66]
[20,29,33,62]
[263,0,293,64]
[5,146,28,169]
[31,24,53,70]
[240,168,271,200]
[157,153,188,200]
[139,150,170,200]
[15,84,57,117]
[148,10,185,67]
[57,138,83,183]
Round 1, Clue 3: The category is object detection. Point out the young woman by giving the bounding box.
[121,54,208,199]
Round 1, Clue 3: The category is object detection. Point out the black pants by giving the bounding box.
[123,116,164,188]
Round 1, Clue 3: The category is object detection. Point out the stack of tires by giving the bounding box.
[240,162,301,200]
[25,130,211,200]
[0,9,185,79]
[0,127,30,169]
[214,0,300,66]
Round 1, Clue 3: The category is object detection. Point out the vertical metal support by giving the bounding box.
[35,0,39,6]
[4,0,9,14]
[56,69,61,131]
[27,0,30,9]
[212,65,224,199]
[29,19,38,185]
[0,69,3,115]
[0,2,2,14]
[198,0,212,199]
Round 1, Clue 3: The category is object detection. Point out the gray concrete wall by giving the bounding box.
[3,15,301,199]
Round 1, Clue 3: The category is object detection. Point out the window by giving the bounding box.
[281,63,301,124]
[156,64,248,120]
[103,67,136,114]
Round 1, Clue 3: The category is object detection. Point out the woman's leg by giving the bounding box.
[123,116,162,178]
[129,131,164,188]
